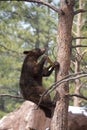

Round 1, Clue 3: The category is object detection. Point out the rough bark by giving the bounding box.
[74,0,82,106]
[51,0,74,130]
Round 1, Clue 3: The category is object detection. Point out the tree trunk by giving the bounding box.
[51,1,74,130]
[74,0,82,106]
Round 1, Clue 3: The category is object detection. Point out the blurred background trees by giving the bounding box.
[0,1,58,118]
[70,0,87,106]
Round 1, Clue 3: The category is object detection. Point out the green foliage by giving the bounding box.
[0,110,8,119]
[0,1,58,118]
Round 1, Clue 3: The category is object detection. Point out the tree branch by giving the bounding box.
[0,94,23,99]
[67,94,87,100]
[72,30,77,36]
[72,45,87,48]
[38,72,87,106]
[48,72,87,94]
[19,0,64,14]
[74,9,87,15]
[73,37,87,40]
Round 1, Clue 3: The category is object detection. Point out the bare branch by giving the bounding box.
[73,37,87,40]
[67,94,87,100]
[38,72,87,106]
[49,72,87,94]
[72,45,87,48]
[74,9,87,15]
[19,0,64,14]
[0,94,23,99]
[72,30,77,36]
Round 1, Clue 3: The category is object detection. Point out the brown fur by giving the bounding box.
[19,48,60,118]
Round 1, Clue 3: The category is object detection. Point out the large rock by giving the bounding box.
[68,112,87,130]
[0,101,87,130]
[0,101,50,130]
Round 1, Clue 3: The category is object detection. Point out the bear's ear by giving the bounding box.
[23,51,30,55]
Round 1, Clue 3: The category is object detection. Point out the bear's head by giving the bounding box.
[23,48,46,59]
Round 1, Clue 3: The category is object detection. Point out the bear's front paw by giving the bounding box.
[53,61,60,68]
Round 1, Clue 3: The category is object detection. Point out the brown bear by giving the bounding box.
[19,48,60,118]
